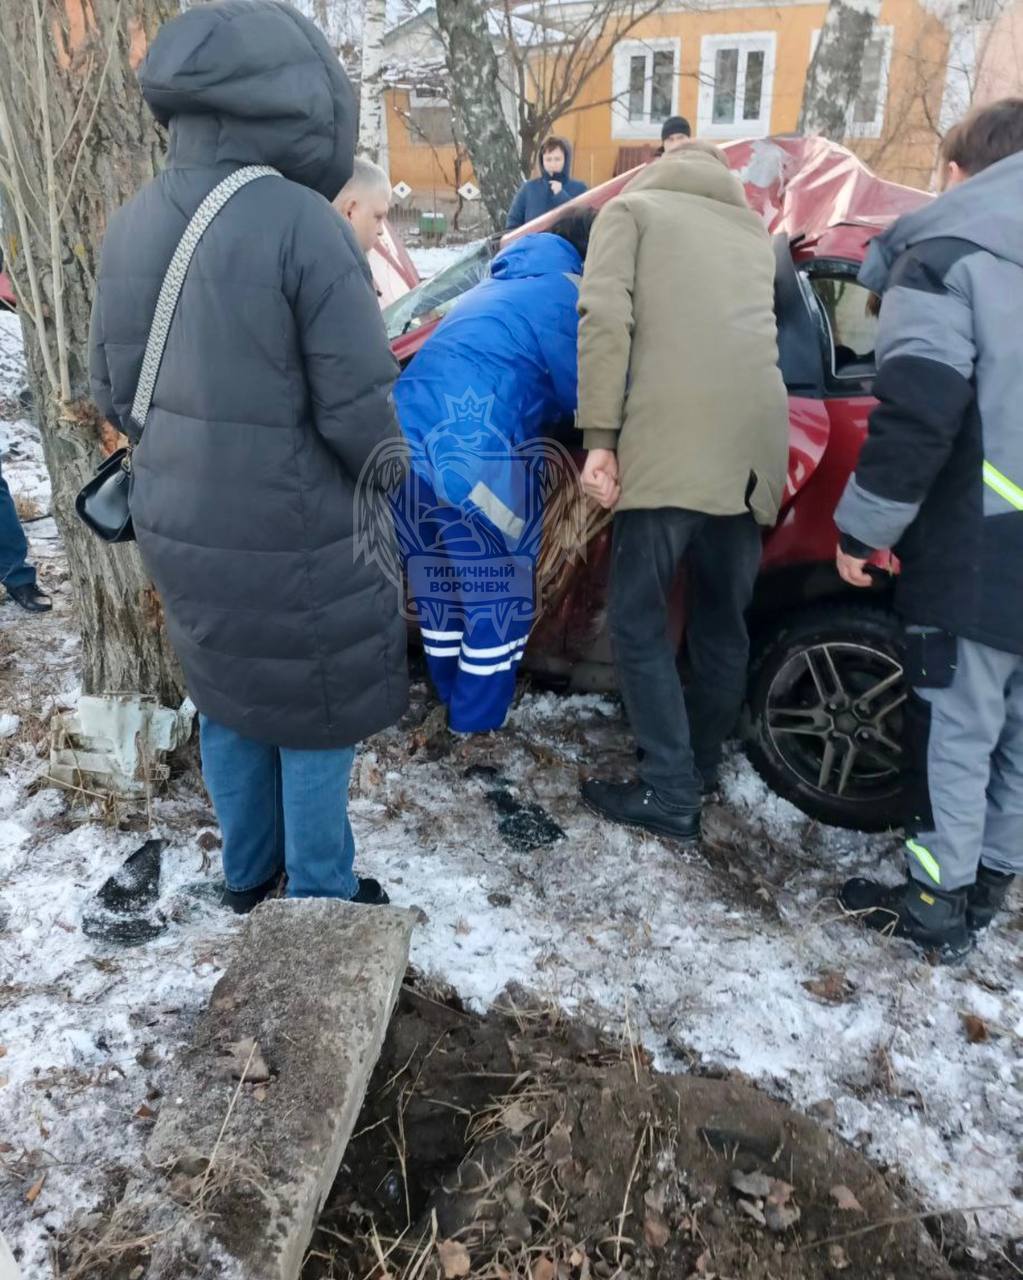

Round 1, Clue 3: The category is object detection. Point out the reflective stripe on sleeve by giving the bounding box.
[983,460,1023,511]
[906,838,941,885]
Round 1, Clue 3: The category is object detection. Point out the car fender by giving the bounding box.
[781,396,831,511]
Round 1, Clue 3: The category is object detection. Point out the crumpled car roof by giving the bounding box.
[719,135,931,244]
[508,134,932,254]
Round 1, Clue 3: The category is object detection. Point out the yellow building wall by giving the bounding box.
[385,0,952,207]
[385,89,468,197]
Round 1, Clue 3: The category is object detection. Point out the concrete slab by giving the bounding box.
[123,898,414,1280]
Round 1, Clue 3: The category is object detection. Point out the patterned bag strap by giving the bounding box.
[130,164,282,431]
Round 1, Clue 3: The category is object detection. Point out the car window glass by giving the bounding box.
[808,276,879,379]
[382,240,493,341]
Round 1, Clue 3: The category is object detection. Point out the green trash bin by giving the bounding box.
[419,211,448,238]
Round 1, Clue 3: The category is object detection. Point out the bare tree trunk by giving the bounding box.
[434,0,523,228]
[357,0,387,163]
[799,0,882,139]
[0,0,184,705]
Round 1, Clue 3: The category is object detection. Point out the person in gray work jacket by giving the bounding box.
[89,0,408,912]
[834,98,1023,960]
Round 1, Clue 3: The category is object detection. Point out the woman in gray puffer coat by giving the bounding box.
[89,0,408,910]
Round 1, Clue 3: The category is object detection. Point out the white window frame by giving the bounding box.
[610,37,681,140]
[808,26,894,140]
[696,32,776,140]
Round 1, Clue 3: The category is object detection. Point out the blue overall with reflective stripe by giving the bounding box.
[394,233,582,731]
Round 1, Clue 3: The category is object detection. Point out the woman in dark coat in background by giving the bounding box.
[89,0,408,910]
[505,136,588,230]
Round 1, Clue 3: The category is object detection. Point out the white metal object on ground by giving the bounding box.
[48,694,196,798]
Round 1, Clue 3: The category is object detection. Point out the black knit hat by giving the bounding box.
[660,115,692,142]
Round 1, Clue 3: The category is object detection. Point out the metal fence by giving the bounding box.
[388,198,495,246]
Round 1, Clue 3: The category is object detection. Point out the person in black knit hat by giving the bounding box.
[658,116,692,156]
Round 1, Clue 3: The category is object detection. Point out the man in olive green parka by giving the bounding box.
[578,142,788,842]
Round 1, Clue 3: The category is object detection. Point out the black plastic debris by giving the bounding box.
[82,839,168,947]
[464,764,512,787]
[485,789,565,852]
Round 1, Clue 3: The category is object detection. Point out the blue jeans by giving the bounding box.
[0,460,35,590]
[199,715,359,900]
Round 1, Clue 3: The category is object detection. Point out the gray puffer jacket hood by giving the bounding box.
[860,150,1023,292]
[139,0,356,202]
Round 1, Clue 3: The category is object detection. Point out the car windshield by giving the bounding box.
[382,239,496,341]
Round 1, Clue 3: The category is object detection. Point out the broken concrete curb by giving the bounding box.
[121,898,415,1280]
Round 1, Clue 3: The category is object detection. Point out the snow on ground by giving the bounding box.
[0,321,1021,1278]
[408,242,479,281]
[0,311,26,402]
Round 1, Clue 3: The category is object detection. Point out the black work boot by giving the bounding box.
[839,876,972,962]
[6,582,51,613]
[221,873,282,915]
[967,865,1016,931]
[581,778,700,845]
[351,877,389,906]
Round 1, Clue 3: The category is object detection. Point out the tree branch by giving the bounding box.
[59,0,125,221]
[32,0,71,400]
[0,75,60,393]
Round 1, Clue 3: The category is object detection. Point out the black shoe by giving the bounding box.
[6,582,51,613]
[351,877,389,906]
[839,876,972,962]
[221,873,282,915]
[967,865,1015,931]
[581,777,700,845]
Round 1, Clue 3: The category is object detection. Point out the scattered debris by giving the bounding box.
[81,840,169,947]
[49,694,195,799]
[960,1013,990,1044]
[94,840,165,914]
[807,1099,838,1127]
[543,1119,572,1165]
[737,1198,767,1226]
[486,787,566,851]
[643,1208,671,1248]
[802,970,856,1005]
[437,1238,471,1278]
[831,1184,865,1213]
[222,1036,271,1084]
[729,1169,773,1199]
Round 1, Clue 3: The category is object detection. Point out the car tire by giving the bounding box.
[745,603,906,832]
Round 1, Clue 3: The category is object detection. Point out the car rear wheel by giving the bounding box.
[745,604,906,832]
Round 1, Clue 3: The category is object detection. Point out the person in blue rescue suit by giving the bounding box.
[392,211,595,733]
[835,97,1023,961]
[505,136,588,230]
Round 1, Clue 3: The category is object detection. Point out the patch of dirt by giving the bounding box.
[304,981,954,1280]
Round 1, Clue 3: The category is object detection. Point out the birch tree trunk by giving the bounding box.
[357,0,388,163]
[434,0,524,228]
[799,0,882,140]
[0,0,184,705]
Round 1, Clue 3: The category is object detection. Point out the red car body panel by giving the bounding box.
[369,223,419,307]
[0,272,14,309]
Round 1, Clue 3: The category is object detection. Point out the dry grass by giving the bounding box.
[13,493,43,522]
[53,1202,165,1280]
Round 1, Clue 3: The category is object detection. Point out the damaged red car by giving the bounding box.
[384,137,930,833]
